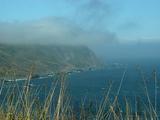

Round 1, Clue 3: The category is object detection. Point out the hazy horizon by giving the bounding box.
[0,0,160,60]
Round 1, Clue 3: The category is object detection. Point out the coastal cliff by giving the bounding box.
[0,44,101,76]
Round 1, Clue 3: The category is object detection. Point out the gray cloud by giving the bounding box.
[0,17,117,46]
[66,0,111,29]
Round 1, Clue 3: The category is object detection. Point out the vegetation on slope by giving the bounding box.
[0,44,100,76]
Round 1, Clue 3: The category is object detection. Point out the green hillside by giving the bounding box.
[0,44,100,76]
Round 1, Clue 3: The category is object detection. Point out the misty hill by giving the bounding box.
[0,44,100,76]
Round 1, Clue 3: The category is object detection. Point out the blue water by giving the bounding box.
[0,59,160,114]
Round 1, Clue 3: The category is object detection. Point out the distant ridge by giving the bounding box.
[0,44,101,76]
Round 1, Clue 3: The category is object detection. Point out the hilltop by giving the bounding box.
[0,44,101,76]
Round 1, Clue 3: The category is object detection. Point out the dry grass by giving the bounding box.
[0,66,159,120]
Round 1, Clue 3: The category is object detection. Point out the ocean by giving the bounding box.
[0,59,160,114]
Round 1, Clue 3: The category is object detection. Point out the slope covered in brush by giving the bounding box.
[0,44,101,75]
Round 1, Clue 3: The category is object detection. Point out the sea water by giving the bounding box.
[0,59,160,114]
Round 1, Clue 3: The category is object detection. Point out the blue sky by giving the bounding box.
[0,0,160,43]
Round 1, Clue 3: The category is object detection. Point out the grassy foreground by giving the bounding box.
[0,67,159,120]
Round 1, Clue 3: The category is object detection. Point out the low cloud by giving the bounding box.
[0,17,117,46]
